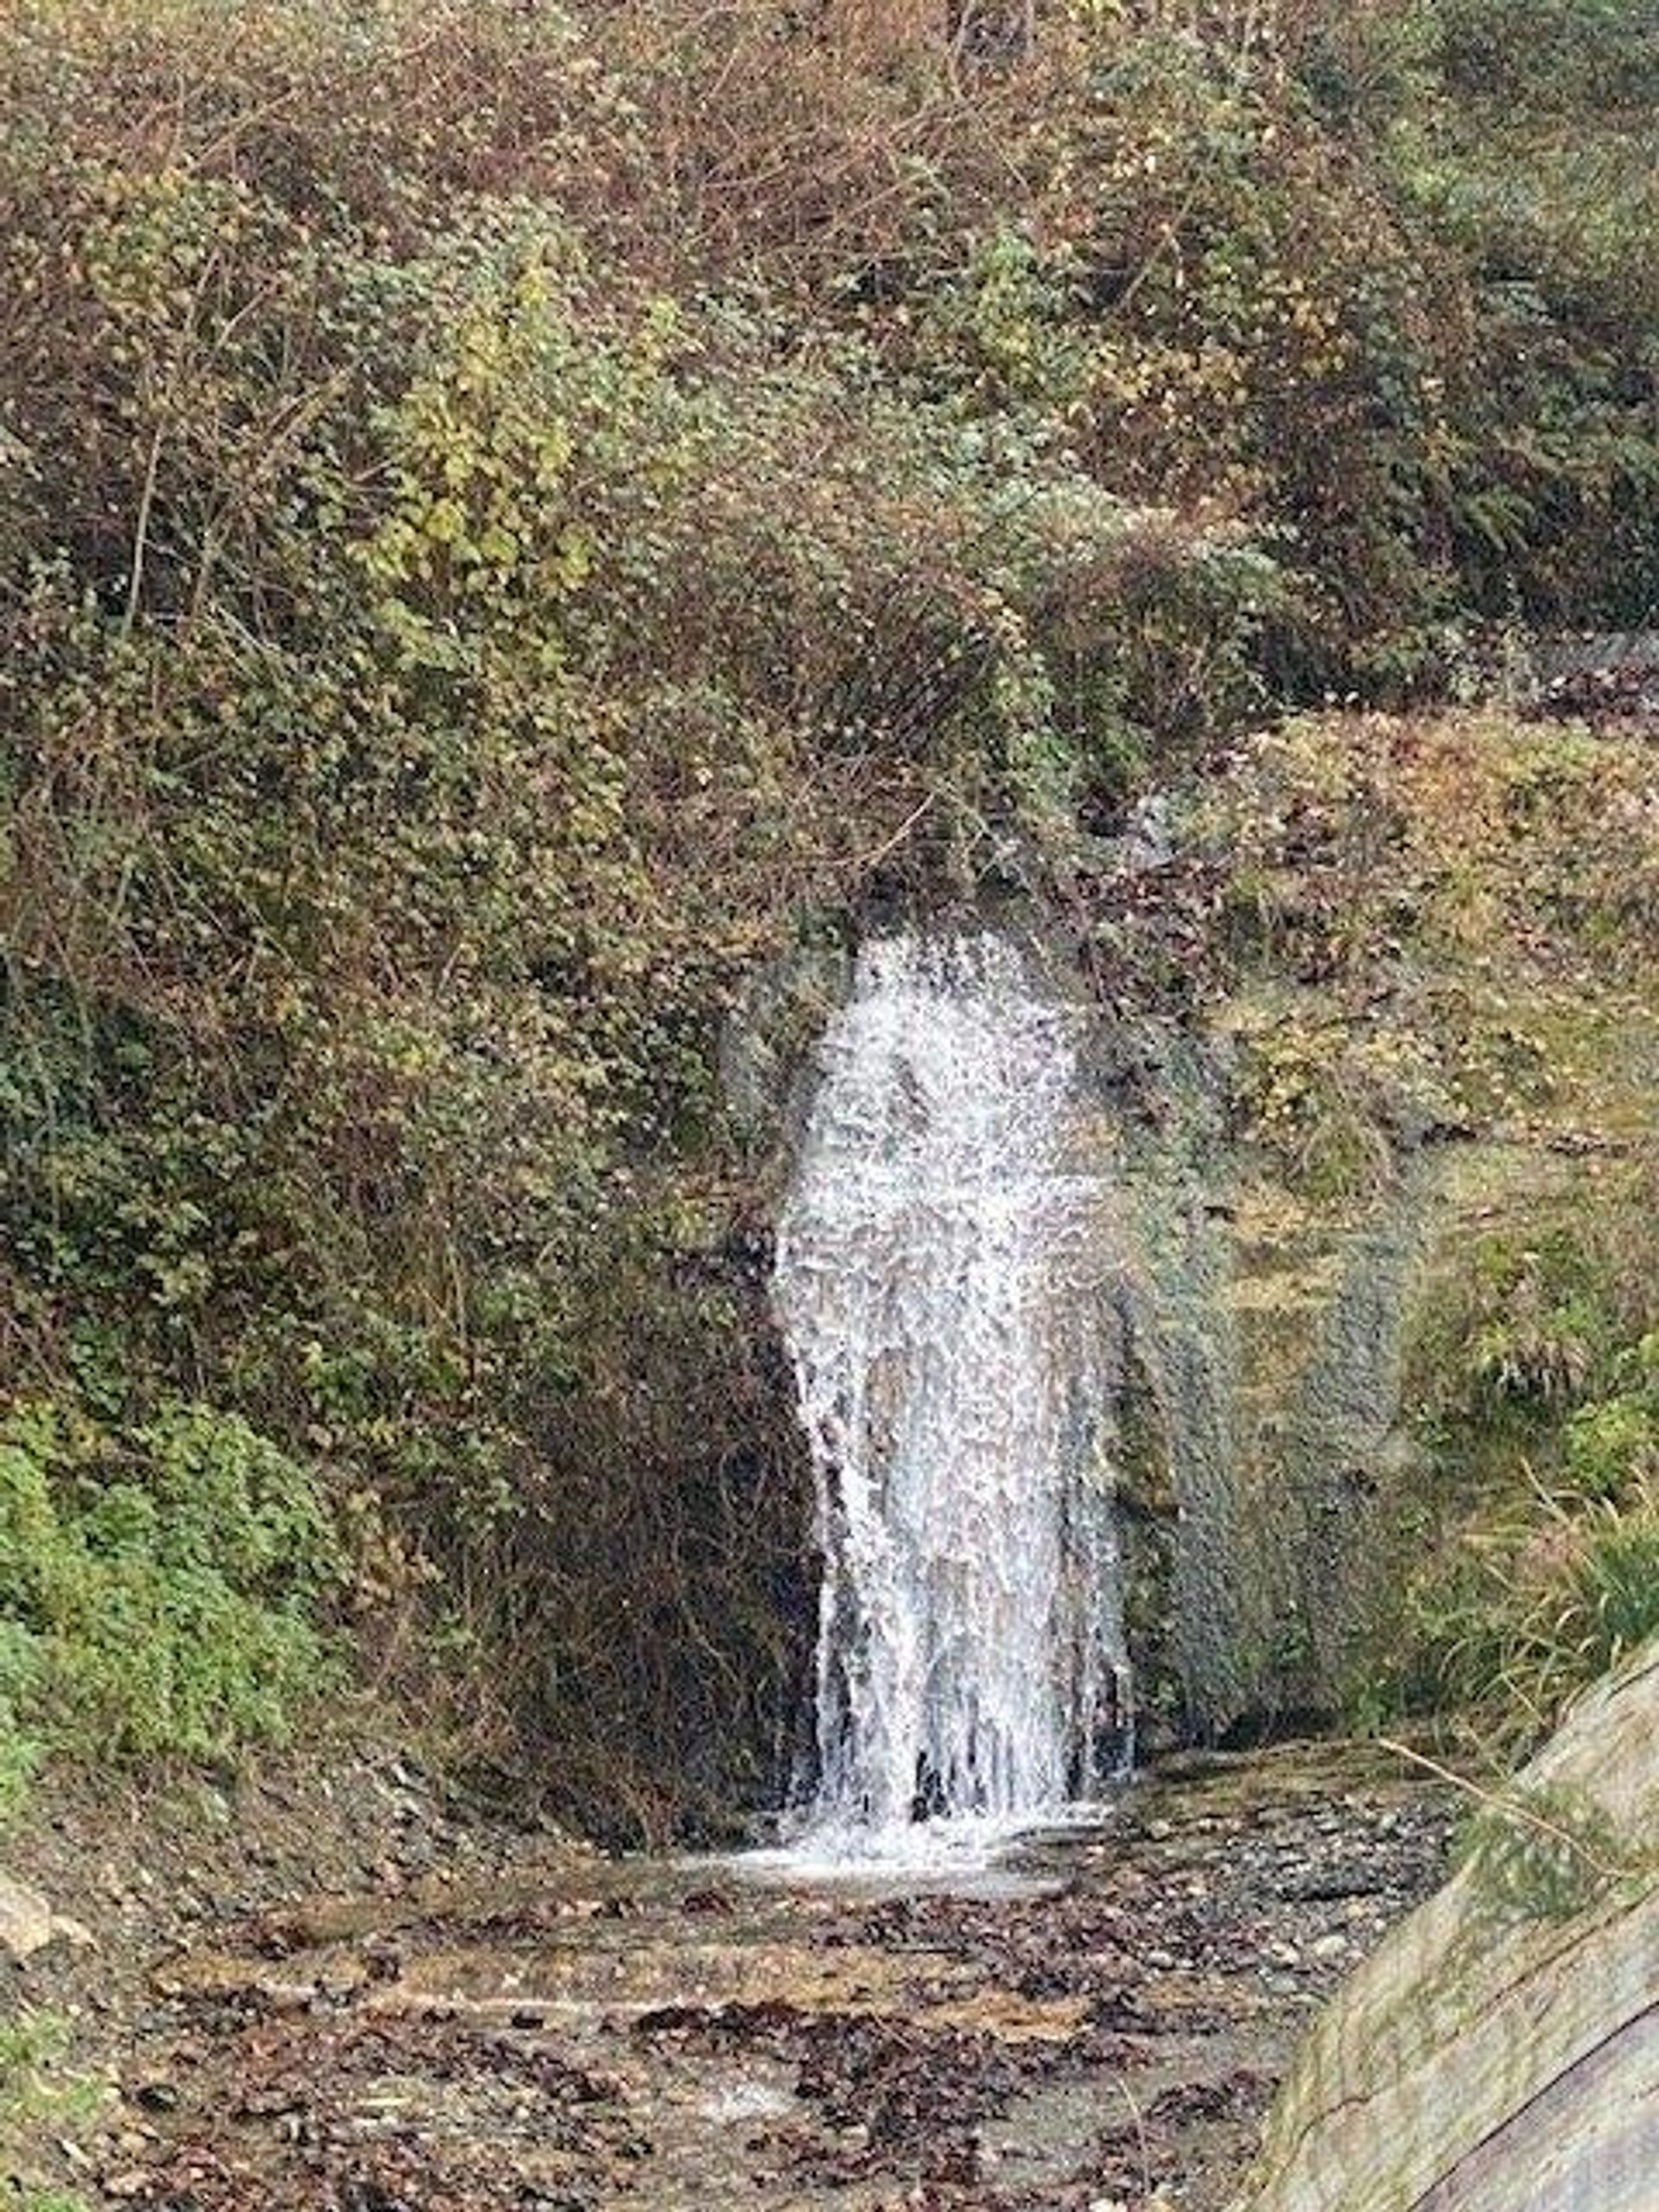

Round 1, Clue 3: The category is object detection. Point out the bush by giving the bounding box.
[0,0,1288,1831]
[0,1624,43,1822]
[1400,1475,1659,1751]
[0,1401,339,1789]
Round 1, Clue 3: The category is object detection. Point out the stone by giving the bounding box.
[0,1870,56,1961]
[0,1869,89,1962]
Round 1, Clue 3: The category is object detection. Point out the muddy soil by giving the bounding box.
[6,1744,1451,2211]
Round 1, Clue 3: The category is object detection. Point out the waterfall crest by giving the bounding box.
[772,931,1129,1866]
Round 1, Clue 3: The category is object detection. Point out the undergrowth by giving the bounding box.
[1,0,1656,1828]
[1365,1156,1659,1758]
[0,1402,339,1811]
[0,2014,96,2212]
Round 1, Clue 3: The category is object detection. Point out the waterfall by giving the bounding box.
[772,931,1130,1866]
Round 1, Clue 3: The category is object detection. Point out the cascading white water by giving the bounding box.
[772,931,1130,1867]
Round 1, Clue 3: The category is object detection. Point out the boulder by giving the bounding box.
[1239,1641,1659,2212]
[0,1867,95,1963]
[0,1868,59,1961]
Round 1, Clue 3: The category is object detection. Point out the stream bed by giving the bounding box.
[97,1745,1451,2211]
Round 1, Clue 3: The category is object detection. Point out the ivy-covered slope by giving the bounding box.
[2,0,1656,1834]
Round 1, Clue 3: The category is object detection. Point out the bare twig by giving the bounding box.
[121,417,167,644]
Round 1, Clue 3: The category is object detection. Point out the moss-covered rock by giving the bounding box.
[1070,710,1659,1741]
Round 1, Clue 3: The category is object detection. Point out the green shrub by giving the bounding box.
[1399,1476,1659,1751]
[1433,1219,1647,1425]
[1363,1149,1659,1752]
[0,1622,44,1822]
[1575,1506,1659,1662]
[1562,1354,1659,1500]
[0,1401,338,1789]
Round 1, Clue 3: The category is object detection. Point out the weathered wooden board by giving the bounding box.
[1240,1642,1659,2212]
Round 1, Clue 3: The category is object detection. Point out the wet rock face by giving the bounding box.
[1241,1640,1659,2212]
[1529,632,1659,725]
[725,713,1659,1766]
[1050,1027,1447,1748]
[718,940,855,1144]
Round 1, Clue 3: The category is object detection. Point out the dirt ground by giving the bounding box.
[3,1741,1452,2210]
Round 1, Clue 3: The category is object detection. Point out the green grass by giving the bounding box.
[1363,1177,1659,1755]
[0,2014,97,2212]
